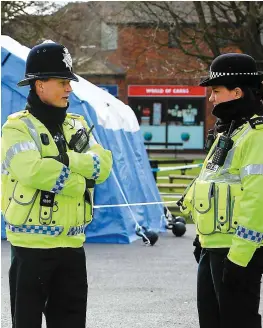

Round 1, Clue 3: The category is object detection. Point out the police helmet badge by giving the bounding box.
[17,40,79,87]
[62,47,72,71]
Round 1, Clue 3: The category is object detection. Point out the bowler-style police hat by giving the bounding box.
[17,40,79,87]
[199,53,263,88]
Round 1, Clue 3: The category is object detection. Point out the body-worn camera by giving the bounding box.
[68,125,94,153]
[212,121,235,166]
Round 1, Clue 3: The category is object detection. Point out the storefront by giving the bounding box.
[128,85,207,150]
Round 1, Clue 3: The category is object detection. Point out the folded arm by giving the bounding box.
[2,120,85,197]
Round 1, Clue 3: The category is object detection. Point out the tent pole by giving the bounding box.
[80,102,143,231]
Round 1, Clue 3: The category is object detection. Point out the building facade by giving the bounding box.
[84,22,215,151]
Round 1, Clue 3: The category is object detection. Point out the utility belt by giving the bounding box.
[192,180,242,236]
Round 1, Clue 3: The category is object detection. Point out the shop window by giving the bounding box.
[167,100,200,126]
[127,86,206,149]
[101,22,118,50]
[129,99,167,126]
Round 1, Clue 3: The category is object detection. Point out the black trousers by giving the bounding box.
[9,246,88,328]
[197,247,263,328]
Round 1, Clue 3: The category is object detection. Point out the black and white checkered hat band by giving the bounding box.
[210,71,259,79]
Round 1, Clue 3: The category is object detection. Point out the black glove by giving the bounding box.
[193,234,202,263]
[84,179,95,203]
[222,258,247,289]
[45,153,69,166]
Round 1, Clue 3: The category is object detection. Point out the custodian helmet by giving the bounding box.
[17,40,79,87]
[199,53,262,88]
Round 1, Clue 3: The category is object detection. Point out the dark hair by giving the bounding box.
[29,81,36,91]
[224,83,263,115]
[29,78,50,91]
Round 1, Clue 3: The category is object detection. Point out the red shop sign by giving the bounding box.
[128,85,206,97]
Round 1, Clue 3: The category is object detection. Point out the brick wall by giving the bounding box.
[112,25,216,134]
[85,25,217,137]
[109,26,209,80]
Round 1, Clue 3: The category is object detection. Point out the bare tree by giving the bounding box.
[123,1,263,70]
[1,1,57,24]
[1,1,71,47]
[3,1,263,75]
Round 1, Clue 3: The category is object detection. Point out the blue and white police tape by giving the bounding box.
[151,163,203,173]
[93,200,180,243]
[93,200,178,209]
[93,163,202,209]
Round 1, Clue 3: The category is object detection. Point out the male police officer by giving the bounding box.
[2,41,112,328]
[179,53,263,328]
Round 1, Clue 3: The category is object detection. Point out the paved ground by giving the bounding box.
[1,225,262,328]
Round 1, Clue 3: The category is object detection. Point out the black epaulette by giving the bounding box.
[249,116,263,130]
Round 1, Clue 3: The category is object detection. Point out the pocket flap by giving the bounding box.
[13,182,37,205]
[194,181,214,213]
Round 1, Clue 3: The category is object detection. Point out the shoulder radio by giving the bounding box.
[68,125,94,153]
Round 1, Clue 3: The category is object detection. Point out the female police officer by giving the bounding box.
[179,53,263,328]
[2,41,112,328]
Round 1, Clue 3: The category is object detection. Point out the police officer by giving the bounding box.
[179,53,263,328]
[2,41,113,328]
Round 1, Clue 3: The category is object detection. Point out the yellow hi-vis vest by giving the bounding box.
[180,115,263,267]
[1,110,113,249]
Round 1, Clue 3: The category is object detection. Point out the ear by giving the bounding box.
[35,80,44,93]
[234,87,243,99]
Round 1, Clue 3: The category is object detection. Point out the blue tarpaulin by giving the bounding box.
[1,36,165,243]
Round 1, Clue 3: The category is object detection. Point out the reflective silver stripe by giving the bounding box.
[236,225,263,243]
[199,170,241,183]
[219,173,240,183]
[21,117,42,153]
[222,147,235,171]
[1,168,9,175]
[222,125,252,171]
[240,164,263,179]
[2,141,38,171]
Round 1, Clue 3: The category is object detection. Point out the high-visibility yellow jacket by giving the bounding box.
[1,110,113,249]
[180,115,263,267]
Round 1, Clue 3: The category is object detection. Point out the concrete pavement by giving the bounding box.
[1,225,262,327]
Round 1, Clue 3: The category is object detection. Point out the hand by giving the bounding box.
[222,258,247,289]
[45,153,69,166]
[193,235,202,263]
